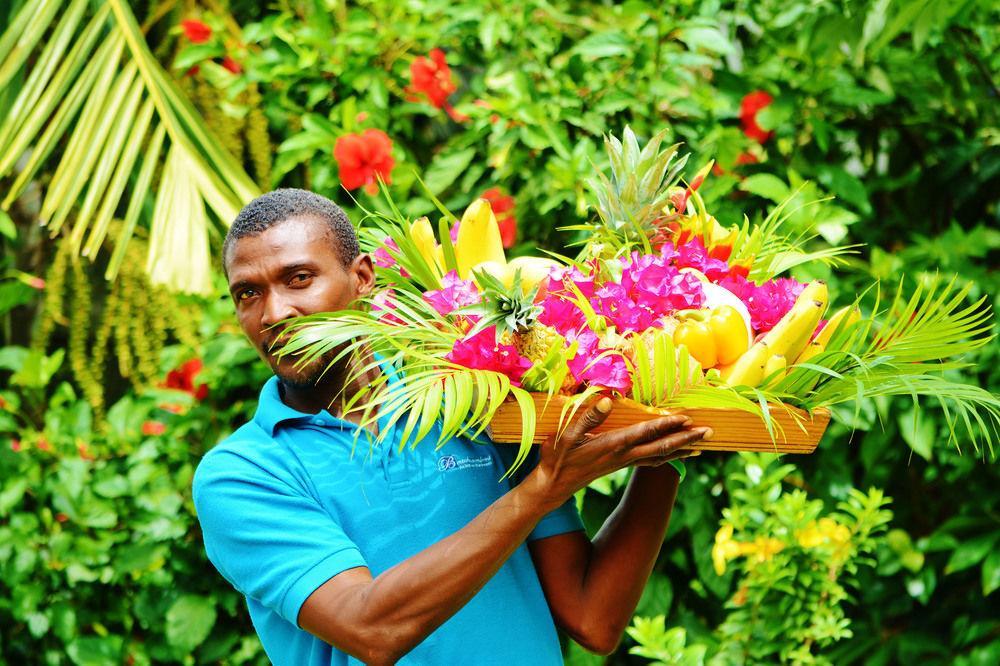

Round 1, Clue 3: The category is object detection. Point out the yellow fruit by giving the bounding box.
[470,260,510,287]
[456,199,506,279]
[760,281,828,360]
[721,341,770,387]
[793,340,824,365]
[507,256,561,293]
[815,305,861,347]
[409,216,440,271]
[762,353,787,386]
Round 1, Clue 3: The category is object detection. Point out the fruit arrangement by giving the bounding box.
[282,128,998,464]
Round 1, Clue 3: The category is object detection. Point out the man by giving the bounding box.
[193,189,712,665]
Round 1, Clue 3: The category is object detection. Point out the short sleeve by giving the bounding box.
[192,447,368,625]
[489,442,585,542]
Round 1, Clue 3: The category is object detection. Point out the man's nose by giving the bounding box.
[261,292,299,330]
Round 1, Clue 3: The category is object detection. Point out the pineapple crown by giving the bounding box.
[587,126,689,233]
[459,268,543,339]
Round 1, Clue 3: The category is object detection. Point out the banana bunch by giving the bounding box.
[721,281,829,388]
[793,304,862,364]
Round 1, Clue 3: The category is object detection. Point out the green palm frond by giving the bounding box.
[0,0,259,292]
[779,276,998,450]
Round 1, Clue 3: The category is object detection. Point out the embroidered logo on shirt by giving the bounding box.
[437,455,492,472]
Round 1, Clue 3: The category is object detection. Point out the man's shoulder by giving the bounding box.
[193,420,282,494]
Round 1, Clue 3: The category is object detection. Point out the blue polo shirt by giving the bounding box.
[193,374,583,665]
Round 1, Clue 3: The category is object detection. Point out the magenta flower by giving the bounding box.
[538,294,588,335]
[371,289,406,325]
[445,326,533,386]
[423,271,481,315]
[544,264,597,300]
[747,277,806,333]
[566,330,633,394]
[373,237,405,276]
[675,239,732,282]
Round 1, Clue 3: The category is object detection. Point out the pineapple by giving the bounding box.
[586,126,689,250]
[514,323,564,363]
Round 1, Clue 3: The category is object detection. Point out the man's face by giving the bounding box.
[225,216,374,387]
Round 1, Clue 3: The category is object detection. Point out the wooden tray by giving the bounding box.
[489,394,830,454]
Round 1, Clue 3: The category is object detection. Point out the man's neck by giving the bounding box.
[278,354,381,426]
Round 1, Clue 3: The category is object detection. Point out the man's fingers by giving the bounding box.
[629,427,712,461]
[593,413,694,453]
[560,397,614,445]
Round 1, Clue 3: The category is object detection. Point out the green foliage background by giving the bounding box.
[1,0,997,664]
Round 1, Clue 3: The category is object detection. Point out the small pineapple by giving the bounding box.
[514,324,564,363]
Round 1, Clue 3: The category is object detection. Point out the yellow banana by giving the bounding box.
[456,199,506,279]
[794,340,824,365]
[409,216,440,271]
[814,305,861,347]
[797,280,829,312]
[721,341,771,387]
[760,281,828,360]
[762,353,787,386]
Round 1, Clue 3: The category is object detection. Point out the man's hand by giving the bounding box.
[526,397,712,512]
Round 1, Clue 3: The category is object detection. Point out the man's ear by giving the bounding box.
[351,254,376,297]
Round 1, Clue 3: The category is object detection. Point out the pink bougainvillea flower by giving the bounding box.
[371,289,406,326]
[675,239,732,282]
[333,129,396,195]
[372,237,400,269]
[181,19,212,44]
[744,277,806,333]
[566,330,633,394]
[615,251,706,321]
[544,264,598,300]
[740,91,775,144]
[408,48,458,109]
[480,187,517,248]
[142,421,166,437]
[165,359,209,401]
[423,271,481,316]
[538,294,588,336]
[445,326,533,386]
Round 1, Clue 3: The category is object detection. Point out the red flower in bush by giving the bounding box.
[480,187,517,248]
[334,129,396,195]
[220,55,242,74]
[10,439,21,453]
[142,421,167,436]
[36,437,51,452]
[740,91,775,144]
[408,49,457,109]
[165,358,209,401]
[181,19,212,44]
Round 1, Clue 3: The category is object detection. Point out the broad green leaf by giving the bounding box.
[982,549,1000,596]
[165,595,217,652]
[945,533,1000,575]
[740,174,790,203]
[423,148,477,194]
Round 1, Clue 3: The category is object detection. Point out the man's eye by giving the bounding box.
[237,289,257,301]
[291,273,312,284]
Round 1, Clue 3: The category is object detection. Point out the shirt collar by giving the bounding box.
[252,357,402,438]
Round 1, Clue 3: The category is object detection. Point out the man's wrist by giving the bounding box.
[514,469,568,517]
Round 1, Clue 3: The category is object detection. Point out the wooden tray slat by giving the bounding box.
[489,394,830,454]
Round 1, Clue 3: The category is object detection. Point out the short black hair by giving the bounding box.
[223,189,360,271]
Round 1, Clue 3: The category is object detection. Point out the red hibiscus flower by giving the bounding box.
[142,421,167,436]
[333,129,396,195]
[165,358,209,401]
[220,55,242,74]
[408,49,457,109]
[480,187,517,248]
[740,91,774,144]
[181,19,212,44]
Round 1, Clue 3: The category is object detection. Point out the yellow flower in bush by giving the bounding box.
[796,517,851,548]
[712,524,743,575]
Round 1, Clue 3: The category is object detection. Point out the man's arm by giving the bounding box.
[297,400,708,665]
[528,460,695,655]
